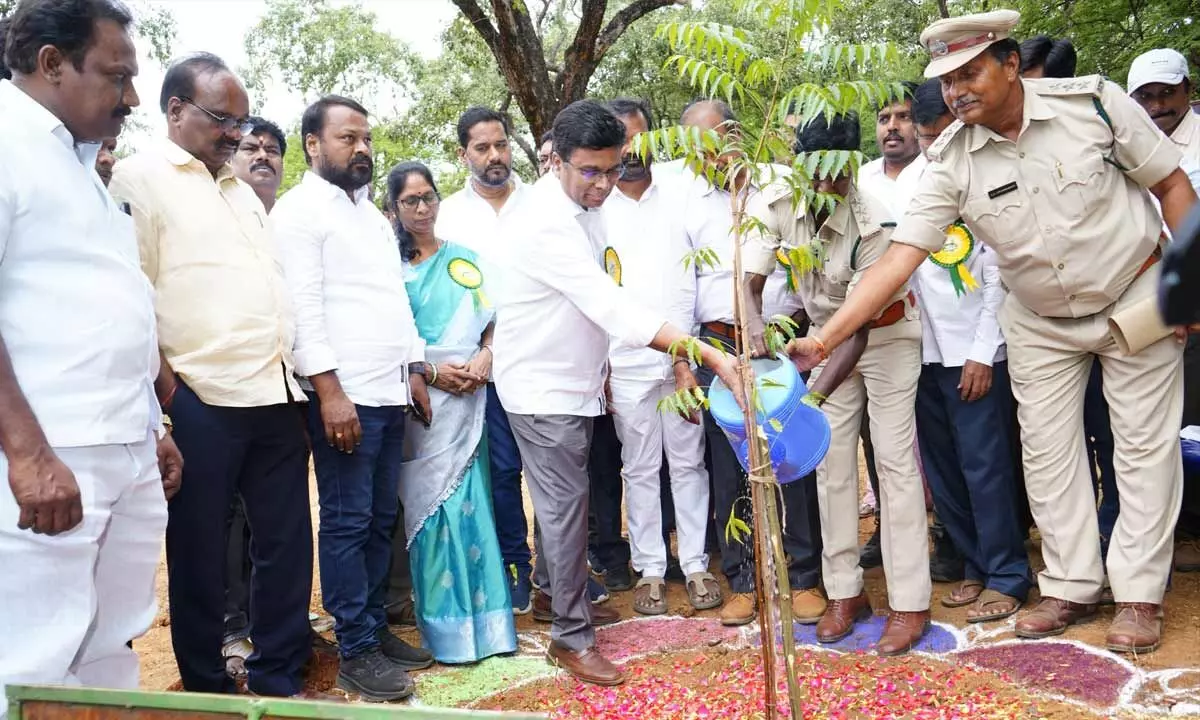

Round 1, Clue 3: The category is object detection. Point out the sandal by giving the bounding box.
[633,576,668,616]
[941,579,984,608]
[685,571,723,611]
[966,588,1022,623]
[222,636,253,679]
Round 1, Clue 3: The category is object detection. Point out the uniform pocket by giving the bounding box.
[1051,152,1107,220]
[963,191,1024,248]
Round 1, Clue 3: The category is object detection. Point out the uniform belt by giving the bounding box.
[870,291,916,330]
[1135,245,1163,279]
[702,321,737,339]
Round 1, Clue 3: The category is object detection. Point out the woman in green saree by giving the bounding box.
[387,162,516,663]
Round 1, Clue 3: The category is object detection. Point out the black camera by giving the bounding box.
[1160,202,1200,325]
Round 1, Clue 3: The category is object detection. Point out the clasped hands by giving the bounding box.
[432,350,491,396]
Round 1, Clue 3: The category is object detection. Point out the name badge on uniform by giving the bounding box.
[987,181,1018,199]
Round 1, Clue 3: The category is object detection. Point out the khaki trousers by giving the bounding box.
[1001,270,1183,604]
[811,326,931,611]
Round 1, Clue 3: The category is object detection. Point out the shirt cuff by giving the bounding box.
[893,219,946,253]
[966,341,998,366]
[1126,137,1184,190]
[743,239,778,276]
[294,345,339,378]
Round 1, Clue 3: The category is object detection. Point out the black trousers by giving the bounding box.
[223,496,252,641]
[166,382,313,697]
[697,328,822,593]
[1180,336,1200,537]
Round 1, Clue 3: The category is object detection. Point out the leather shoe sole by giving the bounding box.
[816,604,872,643]
[546,644,625,686]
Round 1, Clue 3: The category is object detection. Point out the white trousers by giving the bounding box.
[0,432,165,716]
[610,375,710,577]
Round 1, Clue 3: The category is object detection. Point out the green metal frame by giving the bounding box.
[6,685,546,720]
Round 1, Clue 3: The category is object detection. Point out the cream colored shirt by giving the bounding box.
[746,184,915,340]
[896,76,1182,319]
[1170,108,1200,170]
[110,141,303,407]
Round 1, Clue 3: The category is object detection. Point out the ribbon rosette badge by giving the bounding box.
[929,221,979,296]
[447,257,491,310]
[604,246,622,286]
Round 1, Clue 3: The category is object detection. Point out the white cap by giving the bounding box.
[1127,49,1189,94]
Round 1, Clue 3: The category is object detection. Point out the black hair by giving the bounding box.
[246,115,286,156]
[386,161,439,262]
[877,81,920,113]
[539,130,553,146]
[551,99,626,161]
[985,38,1021,68]
[5,0,131,75]
[681,97,736,124]
[0,17,11,81]
[794,111,860,154]
[159,51,229,114]
[911,78,950,127]
[456,106,509,148]
[605,97,653,129]
[1019,35,1077,78]
[300,94,369,165]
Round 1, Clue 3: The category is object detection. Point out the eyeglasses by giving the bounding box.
[397,192,440,210]
[563,160,625,183]
[181,98,255,136]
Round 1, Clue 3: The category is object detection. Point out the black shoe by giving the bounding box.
[665,556,685,583]
[603,563,636,592]
[929,555,965,583]
[376,627,434,670]
[337,648,415,702]
[588,548,606,575]
[859,527,882,569]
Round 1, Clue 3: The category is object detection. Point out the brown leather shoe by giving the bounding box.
[720,592,757,626]
[876,610,931,656]
[1175,539,1200,572]
[816,592,871,643]
[546,640,625,686]
[1014,596,1097,639]
[790,587,827,624]
[1105,602,1163,654]
[532,590,620,626]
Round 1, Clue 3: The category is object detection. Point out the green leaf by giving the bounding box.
[768,418,784,432]
[724,514,752,546]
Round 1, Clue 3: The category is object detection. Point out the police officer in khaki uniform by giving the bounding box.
[744,112,932,656]
[786,10,1198,654]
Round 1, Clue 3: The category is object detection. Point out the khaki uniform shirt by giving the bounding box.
[110,141,304,407]
[746,184,917,342]
[895,76,1182,319]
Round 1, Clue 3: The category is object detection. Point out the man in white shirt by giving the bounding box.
[680,100,825,629]
[0,0,174,708]
[495,100,741,685]
[905,79,1031,621]
[601,98,719,615]
[110,53,314,699]
[434,107,537,612]
[1127,49,1200,575]
[274,95,433,701]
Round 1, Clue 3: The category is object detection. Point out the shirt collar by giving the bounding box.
[162,138,238,183]
[300,169,371,204]
[967,81,1056,153]
[1172,109,1200,146]
[816,189,854,240]
[0,80,93,162]
[533,172,595,219]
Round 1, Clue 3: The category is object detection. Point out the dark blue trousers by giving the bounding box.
[166,382,313,696]
[588,413,631,571]
[306,395,407,659]
[915,362,1031,599]
[485,383,533,577]
[1083,362,1118,557]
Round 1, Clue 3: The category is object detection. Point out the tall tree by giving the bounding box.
[451,0,686,140]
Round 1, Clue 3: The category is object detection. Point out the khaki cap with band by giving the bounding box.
[920,9,1021,78]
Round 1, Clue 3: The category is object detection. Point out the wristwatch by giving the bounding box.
[408,361,431,379]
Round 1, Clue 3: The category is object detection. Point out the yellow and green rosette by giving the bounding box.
[447,257,491,310]
[928,221,979,296]
[776,248,798,293]
[604,246,622,286]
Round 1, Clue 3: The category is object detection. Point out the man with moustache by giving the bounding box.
[787,10,1198,654]
[494,100,743,684]
[95,136,117,187]
[434,107,538,612]
[109,53,315,697]
[274,95,434,701]
[231,116,286,212]
[1127,49,1200,574]
[0,0,176,706]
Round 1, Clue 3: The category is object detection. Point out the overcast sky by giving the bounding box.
[124,0,459,151]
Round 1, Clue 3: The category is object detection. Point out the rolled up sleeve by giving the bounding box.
[893,160,964,253]
[273,207,339,376]
[1103,81,1184,189]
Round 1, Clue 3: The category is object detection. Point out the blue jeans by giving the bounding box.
[485,383,532,576]
[307,395,406,659]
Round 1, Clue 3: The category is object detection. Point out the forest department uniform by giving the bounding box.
[896,9,1195,654]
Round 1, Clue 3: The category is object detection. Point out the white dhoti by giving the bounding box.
[0,431,166,716]
[610,375,710,577]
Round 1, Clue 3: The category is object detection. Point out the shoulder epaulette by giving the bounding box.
[1033,74,1105,98]
[926,119,965,163]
